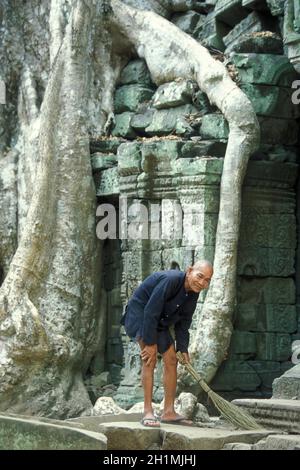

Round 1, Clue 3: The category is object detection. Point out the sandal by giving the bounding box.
[140,416,161,428]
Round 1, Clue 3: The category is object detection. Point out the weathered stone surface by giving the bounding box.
[237,278,296,305]
[145,104,198,136]
[117,142,142,176]
[91,153,117,172]
[0,414,107,450]
[97,420,275,450]
[266,0,285,16]
[258,117,299,145]
[215,0,250,26]
[250,145,298,163]
[171,0,217,13]
[235,304,298,333]
[200,113,229,139]
[174,392,198,419]
[254,434,300,450]
[239,212,296,249]
[181,140,227,158]
[223,12,275,52]
[229,32,283,54]
[160,426,273,450]
[211,361,261,391]
[93,397,126,416]
[131,108,155,131]
[95,167,119,197]
[196,11,230,51]
[229,53,298,86]
[114,85,154,113]
[240,83,299,119]
[237,247,295,276]
[152,80,197,109]
[256,333,292,361]
[222,442,253,450]
[90,138,124,154]
[230,331,256,355]
[112,112,136,139]
[233,398,300,433]
[272,363,300,399]
[172,10,206,36]
[119,60,153,86]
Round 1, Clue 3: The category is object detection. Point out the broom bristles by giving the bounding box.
[176,352,263,431]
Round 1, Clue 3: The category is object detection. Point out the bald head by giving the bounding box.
[192,260,213,273]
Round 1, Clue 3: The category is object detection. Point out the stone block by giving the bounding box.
[131,108,155,131]
[235,304,298,333]
[242,0,269,11]
[247,361,281,388]
[171,1,217,13]
[229,53,298,86]
[200,113,229,140]
[140,139,185,173]
[272,363,300,399]
[232,398,300,433]
[152,80,197,109]
[91,153,117,172]
[228,32,283,54]
[250,145,298,163]
[145,104,198,136]
[239,212,296,249]
[215,0,250,26]
[258,117,299,145]
[172,10,206,36]
[0,415,107,450]
[117,142,142,176]
[243,160,298,189]
[256,332,292,361]
[223,11,275,52]
[181,139,227,158]
[173,157,223,182]
[230,331,257,354]
[237,277,296,305]
[240,83,300,119]
[266,0,285,16]
[119,60,153,86]
[114,85,154,113]
[197,12,230,51]
[211,360,261,391]
[237,247,295,277]
[90,138,124,154]
[254,434,300,450]
[96,167,119,197]
[112,112,136,139]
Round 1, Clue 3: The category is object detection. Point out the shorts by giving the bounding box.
[121,305,174,355]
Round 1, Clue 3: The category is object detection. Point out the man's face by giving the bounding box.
[186,265,213,293]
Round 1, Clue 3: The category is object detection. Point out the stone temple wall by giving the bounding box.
[87,0,300,407]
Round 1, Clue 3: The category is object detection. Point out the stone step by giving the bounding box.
[232,398,300,433]
[77,417,276,450]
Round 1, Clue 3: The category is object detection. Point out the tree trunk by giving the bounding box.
[0,0,102,418]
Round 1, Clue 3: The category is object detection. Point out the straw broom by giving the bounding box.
[176,351,263,431]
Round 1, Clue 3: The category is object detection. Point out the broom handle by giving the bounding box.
[176,351,211,394]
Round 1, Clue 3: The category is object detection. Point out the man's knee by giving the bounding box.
[163,346,178,367]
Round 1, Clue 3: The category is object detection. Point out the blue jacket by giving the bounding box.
[121,270,199,352]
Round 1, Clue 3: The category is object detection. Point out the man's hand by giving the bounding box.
[141,344,158,366]
[180,352,190,364]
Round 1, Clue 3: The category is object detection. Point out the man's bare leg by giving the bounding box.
[138,339,159,426]
[161,344,192,423]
